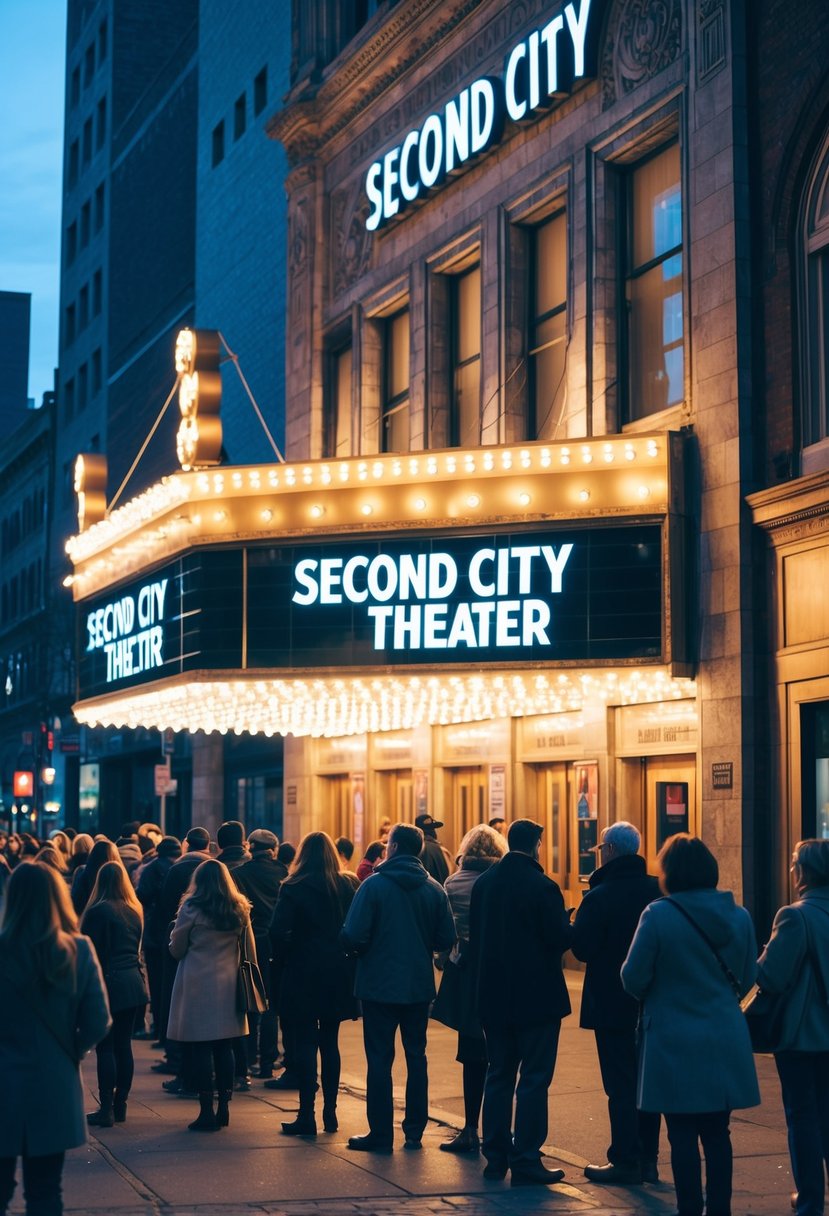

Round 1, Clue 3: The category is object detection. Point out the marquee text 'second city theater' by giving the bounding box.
[67,0,829,921]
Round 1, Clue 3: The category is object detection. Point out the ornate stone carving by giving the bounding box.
[601,0,682,109]
[331,183,373,303]
[288,192,313,370]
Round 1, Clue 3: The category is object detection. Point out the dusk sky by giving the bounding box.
[0,0,67,406]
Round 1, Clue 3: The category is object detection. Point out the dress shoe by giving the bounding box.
[86,1108,114,1128]
[642,1161,660,1184]
[510,1163,565,1187]
[281,1118,317,1137]
[233,1075,252,1092]
[440,1127,480,1154]
[483,1162,508,1180]
[264,1072,300,1090]
[584,1162,643,1185]
[347,1134,393,1153]
[403,1138,422,1150]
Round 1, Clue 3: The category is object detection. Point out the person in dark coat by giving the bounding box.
[233,828,288,1079]
[622,834,759,1216]
[469,817,571,1187]
[71,838,120,915]
[431,824,507,1154]
[269,831,357,1136]
[415,814,451,884]
[0,862,110,1215]
[81,862,149,1126]
[342,822,456,1152]
[216,820,249,871]
[136,836,181,1041]
[568,820,661,1184]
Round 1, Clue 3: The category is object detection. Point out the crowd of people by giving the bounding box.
[0,813,827,1216]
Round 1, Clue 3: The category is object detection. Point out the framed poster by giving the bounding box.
[656,781,689,848]
[574,762,599,879]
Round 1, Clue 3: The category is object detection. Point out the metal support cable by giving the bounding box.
[218,332,285,463]
[107,375,181,514]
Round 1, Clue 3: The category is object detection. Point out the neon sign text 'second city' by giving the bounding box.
[85,578,169,683]
[365,0,594,232]
[292,545,573,650]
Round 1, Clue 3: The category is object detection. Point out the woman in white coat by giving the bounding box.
[0,862,111,1215]
[757,838,829,1216]
[621,834,759,1216]
[167,859,255,1132]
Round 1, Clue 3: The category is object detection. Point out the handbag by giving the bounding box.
[236,929,268,1015]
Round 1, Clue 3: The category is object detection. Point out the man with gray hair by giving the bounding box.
[568,821,661,1186]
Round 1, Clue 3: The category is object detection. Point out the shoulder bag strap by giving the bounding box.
[665,897,742,999]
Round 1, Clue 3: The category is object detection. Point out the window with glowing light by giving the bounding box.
[624,143,684,420]
[530,211,568,440]
[451,266,481,447]
[383,309,410,453]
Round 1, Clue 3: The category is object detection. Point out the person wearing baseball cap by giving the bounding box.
[415,814,452,885]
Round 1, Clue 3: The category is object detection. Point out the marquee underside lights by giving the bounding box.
[73,668,695,741]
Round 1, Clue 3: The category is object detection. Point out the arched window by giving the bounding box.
[801,127,829,471]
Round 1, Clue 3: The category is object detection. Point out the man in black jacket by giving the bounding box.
[469,818,570,1188]
[568,821,661,1185]
[136,835,181,1040]
[342,822,455,1152]
[234,829,288,1079]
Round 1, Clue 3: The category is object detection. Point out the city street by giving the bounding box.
[21,974,795,1216]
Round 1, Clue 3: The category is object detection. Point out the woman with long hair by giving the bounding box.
[71,839,119,915]
[622,834,759,1216]
[81,862,149,1127]
[167,859,254,1132]
[35,845,69,876]
[431,823,506,1153]
[757,839,829,1216]
[68,833,94,875]
[269,830,357,1136]
[0,863,110,1215]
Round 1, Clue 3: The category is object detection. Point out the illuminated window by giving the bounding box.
[451,266,481,447]
[254,67,267,116]
[530,211,568,439]
[212,121,225,167]
[625,143,684,420]
[325,343,353,458]
[383,309,410,452]
[801,128,829,464]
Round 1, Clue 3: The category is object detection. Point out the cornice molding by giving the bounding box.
[748,471,829,541]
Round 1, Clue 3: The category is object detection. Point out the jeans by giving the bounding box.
[0,1152,65,1215]
[664,1110,732,1216]
[594,1026,661,1167]
[361,1000,430,1144]
[481,1020,560,1171]
[775,1051,829,1216]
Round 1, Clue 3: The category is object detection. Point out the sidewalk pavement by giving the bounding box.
[13,974,796,1216]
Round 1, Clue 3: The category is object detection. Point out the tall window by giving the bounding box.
[383,309,410,452]
[451,266,481,447]
[530,211,567,438]
[325,344,352,458]
[625,143,683,420]
[802,130,829,459]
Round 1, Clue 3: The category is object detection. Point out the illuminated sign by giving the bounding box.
[85,578,170,683]
[365,0,597,231]
[76,526,663,701]
[13,771,34,798]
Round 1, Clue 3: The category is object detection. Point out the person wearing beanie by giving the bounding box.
[216,821,249,871]
[234,829,288,1079]
[137,837,183,1041]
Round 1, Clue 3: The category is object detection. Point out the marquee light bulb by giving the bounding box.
[310,504,325,518]
[360,504,373,516]
[414,497,427,511]
[260,508,273,522]
[578,489,590,502]
[518,492,531,507]
[637,485,650,499]
[466,494,481,509]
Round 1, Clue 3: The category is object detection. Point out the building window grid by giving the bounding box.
[624,142,684,421]
[82,117,93,165]
[529,210,568,440]
[450,266,482,448]
[66,221,78,265]
[81,200,91,247]
[71,66,81,108]
[94,182,105,231]
[212,121,225,167]
[93,268,102,316]
[254,67,268,116]
[96,96,106,150]
[234,94,246,141]
[98,19,107,62]
[382,309,410,453]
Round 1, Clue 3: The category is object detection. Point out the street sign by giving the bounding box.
[154,762,173,796]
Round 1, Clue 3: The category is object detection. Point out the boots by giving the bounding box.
[87,1090,115,1128]
[216,1089,232,1128]
[322,1104,338,1133]
[188,1092,218,1132]
[113,1089,129,1124]
[281,1090,317,1136]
